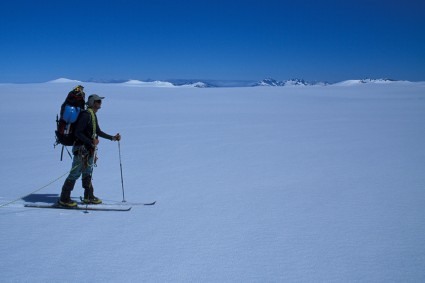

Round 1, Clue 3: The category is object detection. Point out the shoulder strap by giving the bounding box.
[87,109,97,138]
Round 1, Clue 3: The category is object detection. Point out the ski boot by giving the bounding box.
[82,176,102,204]
[58,179,77,207]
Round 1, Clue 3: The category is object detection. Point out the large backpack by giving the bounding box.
[55,86,86,147]
[55,105,80,146]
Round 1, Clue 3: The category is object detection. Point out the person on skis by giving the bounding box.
[58,94,121,207]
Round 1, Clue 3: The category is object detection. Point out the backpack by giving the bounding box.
[55,105,81,146]
[55,87,86,147]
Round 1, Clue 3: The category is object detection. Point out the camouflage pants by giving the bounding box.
[66,145,94,181]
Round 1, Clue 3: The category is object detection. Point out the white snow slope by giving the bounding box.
[0,82,425,282]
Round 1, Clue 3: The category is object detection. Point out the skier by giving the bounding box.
[58,94,121,207]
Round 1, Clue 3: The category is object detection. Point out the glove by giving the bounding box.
[112,133,121,141]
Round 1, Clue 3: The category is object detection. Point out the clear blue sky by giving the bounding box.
[1,0,424,83]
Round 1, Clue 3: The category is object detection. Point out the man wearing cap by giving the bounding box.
[58,94,121,207]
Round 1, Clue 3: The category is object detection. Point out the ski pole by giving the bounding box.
[60,145,64,161]
[118,140,126,202]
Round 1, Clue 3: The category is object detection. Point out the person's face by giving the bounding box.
[93,100,102,111]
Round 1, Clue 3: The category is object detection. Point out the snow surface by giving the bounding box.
[1,82,425,282]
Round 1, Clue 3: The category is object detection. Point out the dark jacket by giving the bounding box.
[74,109,113,149]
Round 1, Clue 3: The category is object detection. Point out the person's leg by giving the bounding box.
[82,155,102,204]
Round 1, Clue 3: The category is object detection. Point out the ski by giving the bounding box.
[108,200,156,206]
[80,196,156,206]
[113,201,156,206]
[24,203,131,212]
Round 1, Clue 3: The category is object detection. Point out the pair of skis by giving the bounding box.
[24,199,156,212]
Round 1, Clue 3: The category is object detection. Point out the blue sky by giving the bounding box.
[1,0,424,83]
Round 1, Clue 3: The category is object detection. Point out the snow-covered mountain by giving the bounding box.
[44,77,421,88]
[253,78,417,87]
[122,80,215,88]
[47,78,83,83]
[171,81,214,88]
[182,82,210,88]
[334,78,399,86]
[253,78,316,86]
[253,78,285,86]
[284,78,310,86]
[122,79,175,87]
[47,78,214,88]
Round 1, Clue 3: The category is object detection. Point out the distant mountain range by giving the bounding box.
[252,78,406,87]
[47,77,419,88]
[253,78,323,86]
